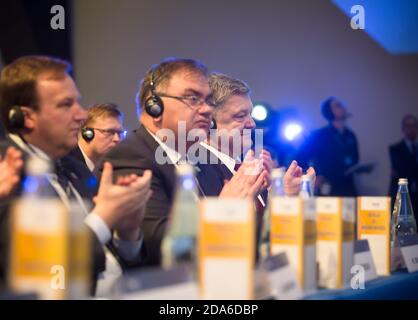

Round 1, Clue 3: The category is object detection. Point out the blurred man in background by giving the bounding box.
[70,103,127,171]
[298,97,359,196]
[389,114,418,217]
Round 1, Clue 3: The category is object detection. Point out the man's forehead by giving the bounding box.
[36,74,80,98]
[332,100,344,108]
[94,115,123,125]
[167,70,209,93]
[405,119,418,126]
[224,94,253,112]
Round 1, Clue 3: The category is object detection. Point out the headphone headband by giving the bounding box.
[144,70,164,118]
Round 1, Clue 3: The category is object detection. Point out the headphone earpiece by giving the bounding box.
[210,119,217,129]
[82,127,95,142]
[8,105,25,132]
[144,73,164,118]
[145,95,164,118]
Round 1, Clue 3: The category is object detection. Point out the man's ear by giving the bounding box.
[152,114,163,125]
[19,106,36,130]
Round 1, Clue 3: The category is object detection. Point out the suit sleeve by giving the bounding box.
[96,151,171,266]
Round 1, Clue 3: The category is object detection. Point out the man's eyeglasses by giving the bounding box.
[91,128,127,139]
[156,93,217,109]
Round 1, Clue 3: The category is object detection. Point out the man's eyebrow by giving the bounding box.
[57,96,73,103]
[183,88,204,96]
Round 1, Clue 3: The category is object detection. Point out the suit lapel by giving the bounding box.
[136,125,176,197]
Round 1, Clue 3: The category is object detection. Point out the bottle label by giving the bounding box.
[357,197,391,276]
[9,198,91,299]
[316,197,355,289]
[270,197,316,291]
[199,198,255,299]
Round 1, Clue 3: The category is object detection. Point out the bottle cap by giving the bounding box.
[398,178,408,185]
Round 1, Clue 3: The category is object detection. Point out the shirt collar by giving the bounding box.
[145,127,183,165]
[8,133,51,162]
[78,143,95,172]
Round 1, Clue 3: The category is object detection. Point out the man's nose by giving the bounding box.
[246,116,256,129]
[198,103,213,116]
[75,103,87,122]
[112,132,121,143]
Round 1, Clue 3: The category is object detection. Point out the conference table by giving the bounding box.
[304,270,418,300]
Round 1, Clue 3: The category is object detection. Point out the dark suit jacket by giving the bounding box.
[389,140,418,216]
[97,125,176,265]
[98,126,268,265]
[297,125,359,196]
[68,146,88,167]
[0,138,145,294]
[97,126,245,265]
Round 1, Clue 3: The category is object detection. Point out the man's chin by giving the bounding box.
[190,127,209,139]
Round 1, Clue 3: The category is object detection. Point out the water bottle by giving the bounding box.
[9,156,91,299]
[299,174,313,199]
[271,167,286,196]
[260,167,286,260]
[161,164,199,269]
[390,178,417,271]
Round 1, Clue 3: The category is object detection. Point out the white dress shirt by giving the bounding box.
[78,144,95,172]
[145,127,202,201]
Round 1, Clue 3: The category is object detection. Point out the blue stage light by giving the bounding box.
[283,123,303,141]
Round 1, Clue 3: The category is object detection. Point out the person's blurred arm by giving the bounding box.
[0,147,23,200]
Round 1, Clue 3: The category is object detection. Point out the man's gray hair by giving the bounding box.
[208,72,251,110]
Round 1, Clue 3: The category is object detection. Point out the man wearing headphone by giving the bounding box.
[98,58,269,265]
[298,97,359,196]
[0,55,151,296]
[70,103,127,172]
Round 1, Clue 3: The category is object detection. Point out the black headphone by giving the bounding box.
[8,105,26,132]
[81,127,95,142]
[210,118,217,129]
[144,72,164,118]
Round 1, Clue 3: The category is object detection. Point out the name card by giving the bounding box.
[199,198,255,300]
[316,197,355,289]
[399,234,418,273]
[261,253,302,300]
[9,199,91,300]
[353,239,378,282]
[270,197,317,292]
[357,197,391,276]
[119,264,199,300]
